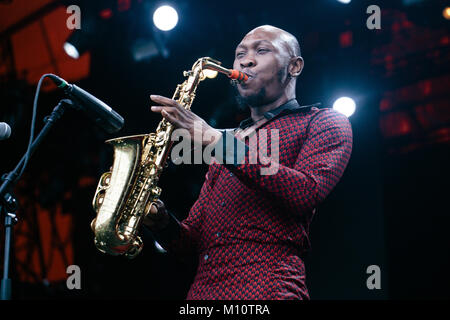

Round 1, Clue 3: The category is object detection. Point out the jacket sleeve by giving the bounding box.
[214,109,353,216]
[145,169,214,259]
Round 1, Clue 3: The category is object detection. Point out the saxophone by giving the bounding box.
[91,57,248,258]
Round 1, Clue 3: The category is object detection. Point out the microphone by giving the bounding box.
[47,75,124,133]
[0,122,11,140]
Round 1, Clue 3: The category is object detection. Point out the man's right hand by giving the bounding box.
[143,199,169,230]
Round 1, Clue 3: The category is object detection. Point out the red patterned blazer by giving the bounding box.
[149,99,353,300]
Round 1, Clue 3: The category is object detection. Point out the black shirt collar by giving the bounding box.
[238,99,321,129]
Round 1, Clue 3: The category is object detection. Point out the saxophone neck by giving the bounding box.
[184,57,248,83]
[201,57,232,77]
[200,57,248,82]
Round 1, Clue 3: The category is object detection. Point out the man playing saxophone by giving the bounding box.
[145,25,353,299]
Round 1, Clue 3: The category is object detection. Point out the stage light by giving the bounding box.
[337,0,351,4]
[333,97,356,117]
[64,30,89,59]
[443,7,450,20]
[64,42,79,59]
[153,5,178,31]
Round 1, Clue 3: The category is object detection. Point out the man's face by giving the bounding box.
[233,28,291,107]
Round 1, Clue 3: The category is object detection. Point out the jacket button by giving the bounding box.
[216,232,221,238]
[220,202,225,207]
[229,173,233,177]
[204,254,209,261]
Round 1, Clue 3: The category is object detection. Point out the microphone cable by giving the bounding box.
[15,74,55,182]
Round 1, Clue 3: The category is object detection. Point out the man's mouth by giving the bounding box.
[243,72,255,82]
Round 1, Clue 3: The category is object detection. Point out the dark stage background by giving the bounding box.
[0,0,449,300]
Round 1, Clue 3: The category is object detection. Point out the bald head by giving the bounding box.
[233,25,304,110]
[244,25,301,58]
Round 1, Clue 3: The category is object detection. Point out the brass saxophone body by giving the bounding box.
[91,57,246,258]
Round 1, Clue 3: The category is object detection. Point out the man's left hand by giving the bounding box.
[150,94,222,147]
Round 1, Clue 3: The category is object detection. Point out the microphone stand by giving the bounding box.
[0,98,75,300]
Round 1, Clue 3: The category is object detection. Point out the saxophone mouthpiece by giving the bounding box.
[228,70,249,82]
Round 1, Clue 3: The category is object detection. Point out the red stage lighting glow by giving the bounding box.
[99,8,113,20]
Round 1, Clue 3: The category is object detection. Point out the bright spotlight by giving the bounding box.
[153,5,178,31]
[333,97,356,117]
[64,42,79,59]
[443,7,450,20]
[64,30,89,59]
[337,0,351,3]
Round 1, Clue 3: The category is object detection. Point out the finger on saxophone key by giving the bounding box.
[150,203,158,214]
[144,200,168,229]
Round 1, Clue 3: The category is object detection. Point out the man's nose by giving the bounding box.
[240,55,256,68]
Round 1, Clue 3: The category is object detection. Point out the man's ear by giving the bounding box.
[288,56,304,77]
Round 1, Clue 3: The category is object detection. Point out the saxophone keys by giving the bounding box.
[144,201,153,216]
[125,237,143,259]
[139,191,147,203]
[99,172,111,187]
[151,186,162,197]
[97,194,105,205]
[149,165,158,175]
[183,96,191,104]
[92,192,105,212]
